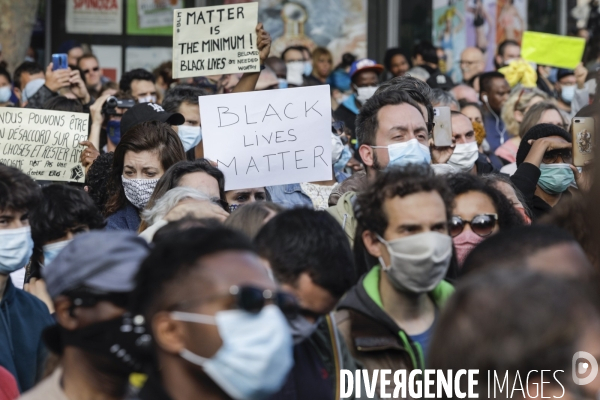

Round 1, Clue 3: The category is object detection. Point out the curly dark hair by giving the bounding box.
[0,164,41,213]
[85,152,114,212]
[355,164,455,237]
[446,173,525,230]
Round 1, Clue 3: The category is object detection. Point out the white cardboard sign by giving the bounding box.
[172,3,260,79]
[0,108,88,182]
[200,85,333,191]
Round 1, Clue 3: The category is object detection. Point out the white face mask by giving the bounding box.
[286,61,305,86]
[372,138,432,169]
[0,86,12,103]
[354,85,378,104]
[170,305,293,400]
[21,78,45,103]
[121,176,159,209]
[447,141,479,172]
[331,133,344,163]
[377,231,452,294]
[137,95,157,104]
[0,227,33,275]
[42,239,72,267]
[178,125,202,152]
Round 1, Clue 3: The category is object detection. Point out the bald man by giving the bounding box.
[459,47,485,84]
[450,84,479,103]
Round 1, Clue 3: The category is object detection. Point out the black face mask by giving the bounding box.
[45,313,153,374]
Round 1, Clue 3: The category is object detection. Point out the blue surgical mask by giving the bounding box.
[561,85,576,104]
[43,239,72,267]
[21,78,45,103]
[334,146,353,174]
[177,125,202,152]
[538,163,574,195]
[0,86,12,103]
[0,227,34,275]
[372,138,431,169]
[170,304,293,400]
[277,78,288,89]
[107,120,121,145]
[303,61,313,76]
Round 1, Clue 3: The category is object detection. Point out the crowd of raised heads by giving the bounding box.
[2,26,600,400]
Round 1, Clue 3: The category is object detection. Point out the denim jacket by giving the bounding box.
[266,184,313,209]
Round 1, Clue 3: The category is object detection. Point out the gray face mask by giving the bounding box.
[288,314,321,344]
[377,231,452,294]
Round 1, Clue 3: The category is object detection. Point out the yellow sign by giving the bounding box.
[521,31,586,70]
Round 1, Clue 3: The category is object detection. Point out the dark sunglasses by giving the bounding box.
[332,121,345,135]
[172,285,298,318]
[543,149,572,164]
[82,66,100,74]
[64,286,130,309]
[450,213,498,237]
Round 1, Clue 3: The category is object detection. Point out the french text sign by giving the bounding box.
[200,85,333,191]
[0,108,88,182]
[173,3,259,79]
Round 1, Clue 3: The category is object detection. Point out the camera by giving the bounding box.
[102,96,135,116]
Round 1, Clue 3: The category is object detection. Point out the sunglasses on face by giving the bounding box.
[172,285,299,318]
[543,149,572,164]
[332,121,345,136]
[82,66,100,75]
[450,213,498,237]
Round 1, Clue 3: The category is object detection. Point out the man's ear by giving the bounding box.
[495,55,503,68]
[152,312,187,355]
[359,144,374,168]
[54,295,79,330]
[13,87,21,103]
[362,230,383,258]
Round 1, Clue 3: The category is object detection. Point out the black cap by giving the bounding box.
[120,103,185,135]
[516,124,571,166]
[427,72,455,91]
[556,68,575,82]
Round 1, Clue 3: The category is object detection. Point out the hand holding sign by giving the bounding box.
[256,23,271,65]
[173,3,260,79]
[200,86,333,191]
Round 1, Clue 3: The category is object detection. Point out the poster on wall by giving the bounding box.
[251,0,366,65]
[465,0,497,72]
[433,0,527,79]
[127,0,183,35]
[126,47,172,72]
[433,0,467,82]
[90,45,122,82]
[66,0,123,34]
[496,0,527,45]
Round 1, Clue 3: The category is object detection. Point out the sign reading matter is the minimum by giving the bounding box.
[0,108,88,182]
[172,3,259,79]
[200,85,333,191]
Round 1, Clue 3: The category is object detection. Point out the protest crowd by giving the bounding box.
[4,6,600,400]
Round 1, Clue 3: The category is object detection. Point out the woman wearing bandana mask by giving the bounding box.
[512,124,589,220]
[105,121,186,232]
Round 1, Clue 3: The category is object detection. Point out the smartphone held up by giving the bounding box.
[572,117,594,167]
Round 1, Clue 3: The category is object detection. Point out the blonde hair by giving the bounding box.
[501,87,549,137]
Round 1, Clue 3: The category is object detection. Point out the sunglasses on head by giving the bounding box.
[450,213,498,237]
[82,66,100,74]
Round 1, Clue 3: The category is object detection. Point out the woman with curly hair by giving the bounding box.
[447,173,524,266]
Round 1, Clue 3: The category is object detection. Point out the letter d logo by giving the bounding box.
[573,351,599,385]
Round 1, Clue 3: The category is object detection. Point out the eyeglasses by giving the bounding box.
[459,60,477,66]
[332,121,345,136]
[171,285,298,318]
[450,213,498,237]
[82,66,100,75]
[542,149,572,164]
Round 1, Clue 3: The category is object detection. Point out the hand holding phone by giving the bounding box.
[52,53,68,71]
[572,117,594,167]
[433,107,453,147]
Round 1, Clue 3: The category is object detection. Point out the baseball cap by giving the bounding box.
[427,72,455,90]
[349,58,384,79]
[43,231,151,299]
[120,102,185,135]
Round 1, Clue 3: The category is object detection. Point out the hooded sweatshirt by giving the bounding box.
[0,278,55,392]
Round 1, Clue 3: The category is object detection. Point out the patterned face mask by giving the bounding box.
[121,176,159,209]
